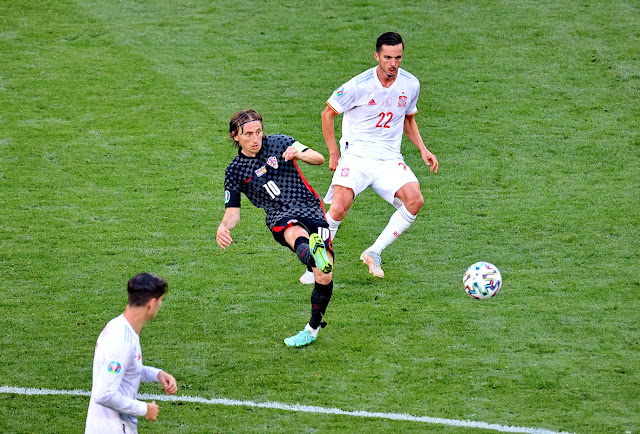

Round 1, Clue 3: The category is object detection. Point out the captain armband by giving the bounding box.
[292,141,309,153]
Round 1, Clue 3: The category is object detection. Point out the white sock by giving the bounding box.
[326,213,341,241]
[368,205,416,253]
[305,323,319,337]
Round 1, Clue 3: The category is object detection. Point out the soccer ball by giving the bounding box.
[463,262,502,299]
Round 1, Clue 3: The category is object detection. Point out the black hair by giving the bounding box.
[376,32,404,52]
[127,273,168,307]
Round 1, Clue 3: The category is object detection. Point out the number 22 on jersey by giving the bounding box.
[376,112,393,128]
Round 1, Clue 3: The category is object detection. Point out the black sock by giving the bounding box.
[294,236,315,268]
[310,281,333,329]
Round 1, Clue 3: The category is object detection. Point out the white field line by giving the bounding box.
[0,385,573,434]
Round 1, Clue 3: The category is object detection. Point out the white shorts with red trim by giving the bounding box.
[323,154,419,206]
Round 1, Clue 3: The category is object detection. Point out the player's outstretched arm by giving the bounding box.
[157,370,177,395]
[216,207,240,249]
[404,115,438,174]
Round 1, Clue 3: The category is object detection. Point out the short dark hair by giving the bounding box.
[127,273,168,306]
[376,32,404,52]
[229,109,263,147]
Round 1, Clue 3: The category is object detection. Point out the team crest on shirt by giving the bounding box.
[398,95,407,108]
[255,166,267,177]
[267,156,278,169]
[107,361,121,374]
[341,167,349,177]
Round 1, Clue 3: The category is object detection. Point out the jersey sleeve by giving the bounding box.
[326,78,358,114]
[92,341,148,417]
[280,136,296,155]
[267,134,296,158]
[141,365,161,383]
[406,81,420,116]
[224,164,242,208]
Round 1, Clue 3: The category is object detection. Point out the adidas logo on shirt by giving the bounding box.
[368,99,376,105]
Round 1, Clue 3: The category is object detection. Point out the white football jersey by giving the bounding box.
[326,66,420,160]
[86,314,160,434]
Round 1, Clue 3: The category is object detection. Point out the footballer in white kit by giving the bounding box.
[324,65,421,205]
[86,273,176,433]
[318,32,438,280]
[86,315,160,434]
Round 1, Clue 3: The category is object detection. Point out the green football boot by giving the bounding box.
[284,330,316,347]
[309,233,332,274]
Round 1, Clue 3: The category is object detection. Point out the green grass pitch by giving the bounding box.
[0,0,638,432]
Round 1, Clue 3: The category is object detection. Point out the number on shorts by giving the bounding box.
[318,227,330,241]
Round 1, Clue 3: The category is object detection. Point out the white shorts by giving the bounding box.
[324,154,419,206]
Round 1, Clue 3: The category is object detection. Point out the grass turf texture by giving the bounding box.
[0,0,638,432]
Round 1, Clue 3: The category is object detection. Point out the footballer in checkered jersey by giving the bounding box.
[216,109,335,348]
[223,136,326,230]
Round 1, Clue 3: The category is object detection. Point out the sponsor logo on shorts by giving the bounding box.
[267,156,278,169]
[398,95,407,108]
[224,190,230,204]
[107,361,121,374]
[398,162,407,171]
[341,167,349,177]
[255,166,267,177]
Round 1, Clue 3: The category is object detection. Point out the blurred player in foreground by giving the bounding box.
[86,273,177,433]
[217,109,334,347]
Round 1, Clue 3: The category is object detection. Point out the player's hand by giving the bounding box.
[144,401,159,421]
[158,371,177,395]
[216,225,233,249]
[421,149,438,174]
[283,146,298,161]
[328,153,340,172]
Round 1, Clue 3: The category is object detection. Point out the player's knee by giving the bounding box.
[330,188,354,219]
[405,193,424,214]
[315,271,332,285]
[329,203,349,221]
